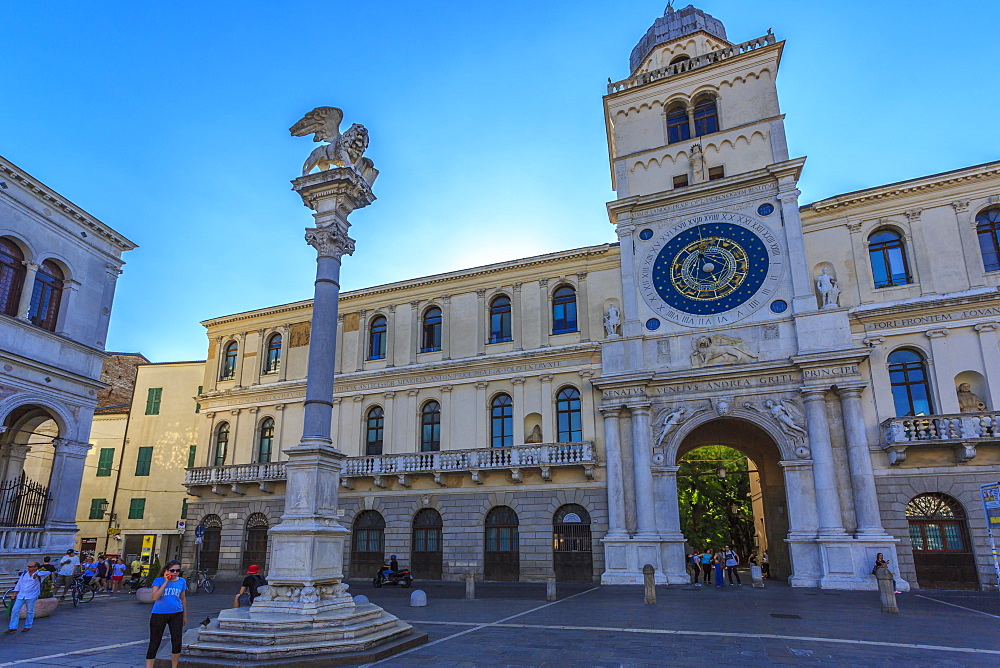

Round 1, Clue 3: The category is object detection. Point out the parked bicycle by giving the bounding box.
[71,575,94,607]
[196,570,215,593]
[1,572,21,609]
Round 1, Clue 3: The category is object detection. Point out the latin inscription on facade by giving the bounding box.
[863,307,1000,330]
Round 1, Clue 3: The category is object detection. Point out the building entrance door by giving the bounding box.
[484,506,519,581]
[553,504,593,582]
[351,510,385,579]
[907,493,979,589]
[241,513,270,573]
[411,508,443,579]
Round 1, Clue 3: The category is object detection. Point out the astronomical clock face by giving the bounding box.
[639,212,785,328]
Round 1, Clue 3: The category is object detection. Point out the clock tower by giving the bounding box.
[596,5,903,590]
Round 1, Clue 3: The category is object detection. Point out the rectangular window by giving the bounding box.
[88,498,106,520]
[708,166,725,181]
[195,386,203,413]
[187,445,197,468]
[673,174,689,189]
[128,498,146,519]
[135,446,153,476]
[145,387,162,415]
[181,498,188,520]
[96,448,114,477]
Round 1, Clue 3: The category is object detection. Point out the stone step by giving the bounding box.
[199,613,402,646]
[182,618,416,661]
[214,602,385,634]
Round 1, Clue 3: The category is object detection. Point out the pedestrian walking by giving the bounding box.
[4,562,46,634]
[700,548,712,583]
[233,565,268,608]
[145,560,187,668]
[762,551,770,579]
[54,549,80,600]
[713,550,725,588]
[95,554,110,591]
[110,558,126,593]
[723,545,742,586]
[131,555,144,580]
[687,552,701,584]
[82,556,97,586]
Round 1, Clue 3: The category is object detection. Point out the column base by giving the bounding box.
[601,536,688,584]
[814,535,910,591]
[164,604,426,666]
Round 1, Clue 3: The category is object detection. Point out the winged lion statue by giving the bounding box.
[289,106,379,184]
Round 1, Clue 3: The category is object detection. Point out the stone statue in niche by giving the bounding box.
[690,334,759,368]
[816,267,841,309]
[289,106,379,184]
[604,303,621,338]
[525,424,543,443]
[957,383,987,412]
[744,398,807,442]
[690,143,705,183]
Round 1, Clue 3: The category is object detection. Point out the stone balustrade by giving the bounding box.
[607,33,776,94]
[0,527,44,552]
[184,442,597,493]
[880,411,1000,464]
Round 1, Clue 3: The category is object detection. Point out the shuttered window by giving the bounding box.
[128,498,146,519]
[135,447,153,476]
[145,387,162,415]
[96,448,114,477]
[89,498,107,520]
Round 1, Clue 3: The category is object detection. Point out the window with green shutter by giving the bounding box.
[181,498,188,520]
[89,498,107,520]
[96,448,114,477]
[195,386,202,413]
[187,445,197,469]
[145,387,163,415]
[128,498,146,519]
[135,447,153,476]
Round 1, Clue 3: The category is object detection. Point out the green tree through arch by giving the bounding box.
[677,445,756,559]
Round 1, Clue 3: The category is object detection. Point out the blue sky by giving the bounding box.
[4,1,997,361]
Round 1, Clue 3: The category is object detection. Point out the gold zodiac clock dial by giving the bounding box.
[638,212,785,328]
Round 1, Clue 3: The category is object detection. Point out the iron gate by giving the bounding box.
[553,504,593,582]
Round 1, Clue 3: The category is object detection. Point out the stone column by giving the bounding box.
[15,261,39,321]
[475,289,486,355]
[382,391,395,454]
[252,328,267,385]
[539,375,554,441]
[233,332,247,388]
[405,389,420,452]
[383,305,395,367]
[441,295,452,360]
[615,224,640,337]
[512,282,523,351]
[801,388,846,537]
[652,465,683,539]
[247,407,260,461]
[43,438,92,547]
[229,409,242,462]
[355,309,367,371]
[54,279,80,337]
[600,407,627,538]
[94,263,122,348]
[208,336,223,391]
[576,272,591,342]
[538,278,550,346]
[863,336,891,417]
[847,221,877,305]
[0,443,30,481]
[409,300,420,364]
[276,324,290,381]
[630,404,656,536]
[274,404,287,459]
[838,385,885,535]
[440,385,453,449]
[511,377,526,445]
[925,329,957,413]
[475,382,489,446]
[953,200,987,288]
[776,185,815,314]
[578,370,596,441]
[975,322,1000,404]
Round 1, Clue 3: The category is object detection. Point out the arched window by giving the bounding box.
[975,208,1000,272]
[887,349,933,416]
[365,406,384,455]
[553,504,593,582]
[368,315,387,360]
[263,333,282,374]
[906,493,978,588]
[411,508,443,580]
[350,510,385,578]
[221,341,238,380]
[666,105,690,144]
[484,506,519,581]
[490,394,513,448]
[421,307,442,352]
[0,238,26,317]
[556,387,582,442]
[551,286,578,334]
[868,229,911,288]
[669,54,691,66]
[257,417,274,463]
[28,260,63,331]
[214,422,229,466]
[489,296,512,343]
[420,401,441,452]
[693,96,719,136]
[199,514,223,573]
[241,512,269,573]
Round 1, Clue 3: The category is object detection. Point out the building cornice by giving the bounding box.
[849,287,1000,322]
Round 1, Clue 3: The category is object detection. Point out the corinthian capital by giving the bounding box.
[305,226,356,259]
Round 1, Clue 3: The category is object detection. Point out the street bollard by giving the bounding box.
[546,574,557,602]
[466,570,475,600]
[750,565,764,588]
[875,567,898,613]
[410,590,427,607]
[642,564,656,604]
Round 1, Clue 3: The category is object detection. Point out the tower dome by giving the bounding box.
[629,4,728,74]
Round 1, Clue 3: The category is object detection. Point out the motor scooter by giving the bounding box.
[372,567,412,588]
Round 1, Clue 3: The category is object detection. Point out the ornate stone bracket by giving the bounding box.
[433,471,447,487]
[953,442,977,463]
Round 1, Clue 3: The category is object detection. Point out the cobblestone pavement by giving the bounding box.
[1,578,998,667]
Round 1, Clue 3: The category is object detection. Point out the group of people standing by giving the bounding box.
[687,547,768,587]
[78,553,133,593]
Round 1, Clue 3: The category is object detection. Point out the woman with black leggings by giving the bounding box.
[145,559,187,668]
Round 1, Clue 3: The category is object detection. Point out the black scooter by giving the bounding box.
[372,567,412,588]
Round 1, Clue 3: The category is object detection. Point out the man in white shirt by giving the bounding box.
[5,562,46,633]
[54,548,80,600]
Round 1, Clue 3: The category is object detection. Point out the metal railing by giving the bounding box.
[0,473,50,528]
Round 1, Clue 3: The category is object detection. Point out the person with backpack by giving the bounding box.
[234,565,268,608]
[723,545,742,586]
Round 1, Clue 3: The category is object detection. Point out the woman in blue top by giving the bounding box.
[145,560,187,668]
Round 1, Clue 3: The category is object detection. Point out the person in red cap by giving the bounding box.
[233,565,268,608]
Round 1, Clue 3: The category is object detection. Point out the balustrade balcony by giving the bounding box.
[184,442,597,495]
[880,410,1000,464]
